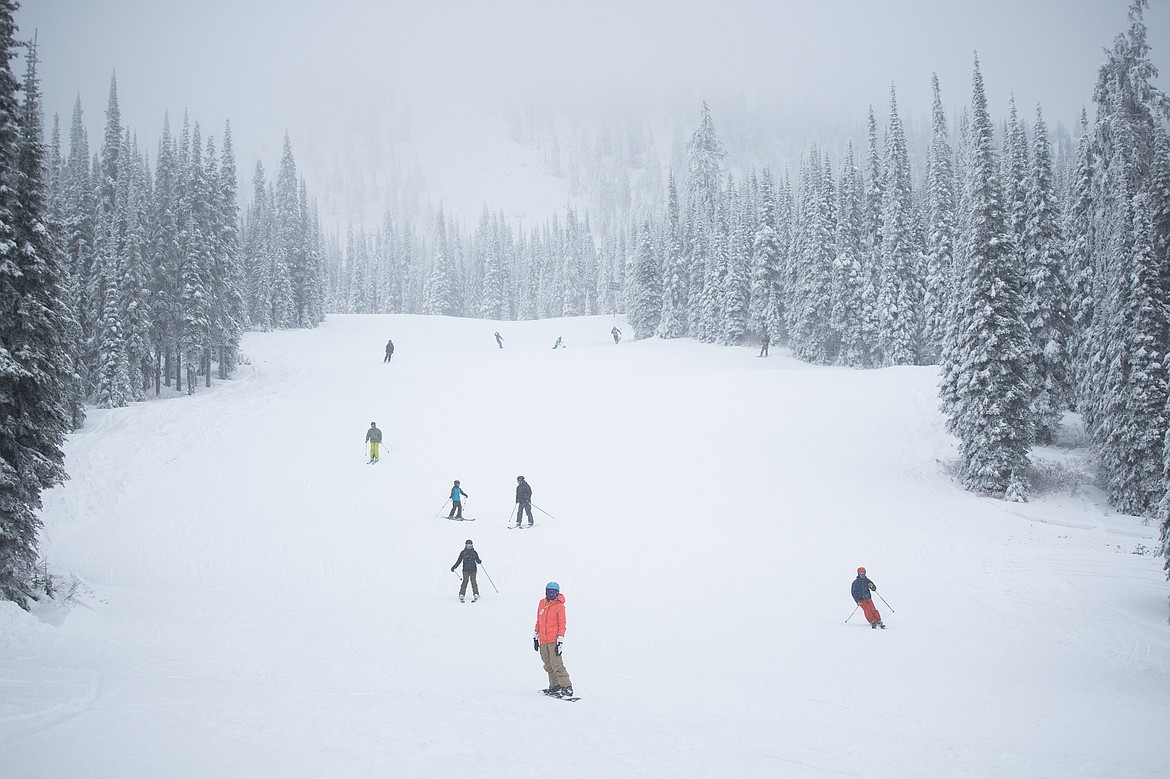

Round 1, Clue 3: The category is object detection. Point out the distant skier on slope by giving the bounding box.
[495,331,504,349]
[852,567,885,629]
[515,475,534,527]
[365,422,383,463]
[534,581,573,697]
[384,339,395,363]
[552,336,564,349]
[611,326,622,344]
[759,333,770,357]
[447,480,470,519]
[450,540,482,602]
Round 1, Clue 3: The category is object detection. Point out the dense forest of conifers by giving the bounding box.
[1,0,1169,608]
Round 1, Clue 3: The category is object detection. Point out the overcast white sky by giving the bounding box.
[14,0,1170,195]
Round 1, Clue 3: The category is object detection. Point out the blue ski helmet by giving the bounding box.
[545,581,560,592]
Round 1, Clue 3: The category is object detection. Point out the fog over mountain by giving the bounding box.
[16,0,1170,227]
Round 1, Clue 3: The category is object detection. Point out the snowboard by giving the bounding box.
[540,690,581,702]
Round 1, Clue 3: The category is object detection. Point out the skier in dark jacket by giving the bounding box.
[852,567,884,628]
[365,422,383,463]
[515,475,534,527]
[384,339,395,363]
[447,480,470,519]
[450,540,482,602]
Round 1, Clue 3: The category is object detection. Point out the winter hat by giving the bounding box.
[545,581,560,592]
[465,539,473,546]
[857,567,866,575]
[370,422,377,426]
[454,480,460,485]
[517,475,525,481]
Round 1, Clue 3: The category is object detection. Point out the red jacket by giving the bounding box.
[534,593,566,644]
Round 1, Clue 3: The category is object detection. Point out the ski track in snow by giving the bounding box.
[1,313,1168,778]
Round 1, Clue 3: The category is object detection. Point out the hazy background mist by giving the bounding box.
[15,0,1170,226]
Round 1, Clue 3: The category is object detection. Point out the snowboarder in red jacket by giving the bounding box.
[534,581,573,697]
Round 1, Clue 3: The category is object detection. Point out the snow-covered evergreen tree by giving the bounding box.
[1021,106,1072,444]
[787,148,836,363]
[628,220,661,338]
[939,55,1034,500]
[0,8,73,606]
[877,86,922,366]
[922,74,956,363]
[1082,0,1170,516]
[656,171,688,338]
[720,180,750,345]
[423,207,456,316]
[831,143,874,367]
[748,169,784,347]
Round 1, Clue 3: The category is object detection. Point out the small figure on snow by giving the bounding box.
[450,540,482,602]
[495,331,504,349]
[852,567,885,628]
[534,581,573,697]
[552,336,564,349]
[759,333,770,357]
[447,480,470,519]
[384,339,395,363]
[515,475,534,527]
[365,422,383,463]
[611,326,622,344]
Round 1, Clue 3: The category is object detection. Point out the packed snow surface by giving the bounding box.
[2,314,1168,778]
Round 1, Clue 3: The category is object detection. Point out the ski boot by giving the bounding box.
[877,621,886,629]
[561,686,573,698]
[472,594,479,602]
[870,621,878,629]
[459,595,465,603]
[542,685,562,697]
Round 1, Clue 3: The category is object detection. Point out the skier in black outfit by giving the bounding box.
[495,331,504,349]
[515,475,534,527]
[450,540,482,602]
[384,339,395,362]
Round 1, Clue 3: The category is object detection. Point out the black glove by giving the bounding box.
[533,637,539,652]
[451,566,456,573]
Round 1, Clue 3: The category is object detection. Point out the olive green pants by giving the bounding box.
[539,642,572,688]
[459,570,479,596]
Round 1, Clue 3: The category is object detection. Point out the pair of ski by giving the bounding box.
[442,516,476,521]
[507,523,537,530]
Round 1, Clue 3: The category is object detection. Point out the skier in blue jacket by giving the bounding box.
[447,480,470,519]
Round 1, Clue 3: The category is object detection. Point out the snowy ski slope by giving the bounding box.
[2,314,1168,778]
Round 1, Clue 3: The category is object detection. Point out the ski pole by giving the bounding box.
[845,604,859,623]
[479,564,500,593]
[507,505,517,524]
[532,503,556,519]
[876,593,895,613]
[435,499,451,517]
